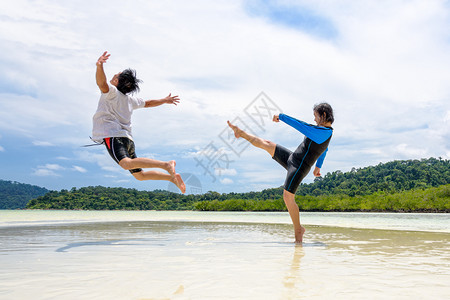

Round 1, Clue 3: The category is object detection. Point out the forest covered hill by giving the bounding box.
[296,157,449,196]
[24,158,450,212]
[0,180,50,209]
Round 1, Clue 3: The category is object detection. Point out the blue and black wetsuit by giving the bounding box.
[272,113,333,194]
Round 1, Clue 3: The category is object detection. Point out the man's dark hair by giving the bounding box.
[314,102,334,124]
[117,68,142,95]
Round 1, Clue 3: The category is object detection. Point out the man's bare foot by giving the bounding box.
[294,226,306,244]
[172,173,186,194]
[166,160,176,177]
[227,121,242,138]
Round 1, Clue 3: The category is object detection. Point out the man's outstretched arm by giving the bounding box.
[96,51,110,93]
[145,93,180,108]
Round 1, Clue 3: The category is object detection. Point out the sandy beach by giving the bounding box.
[0,211,449,299]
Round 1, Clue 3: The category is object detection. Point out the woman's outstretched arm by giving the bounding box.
[277,113,332,144]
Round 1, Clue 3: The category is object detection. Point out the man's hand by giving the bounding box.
[163,93,180,105]
[145,94,180,108]
[273,114,280,122]
[96,51,110,93]
[313,166,321,177]
[96,51,110,66]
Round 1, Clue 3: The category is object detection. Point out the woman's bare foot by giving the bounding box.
[172,173,186,194]
[166,160,176,177]
[295,226,306,244]
[227,121,242,138]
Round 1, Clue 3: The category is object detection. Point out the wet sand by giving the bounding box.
[0,218,448,299]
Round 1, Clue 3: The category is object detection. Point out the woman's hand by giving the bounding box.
[313,167,321,177]
[145,94,180,108]
[273,114,280,122]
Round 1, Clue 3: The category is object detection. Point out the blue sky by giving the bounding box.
[0,0,449,193]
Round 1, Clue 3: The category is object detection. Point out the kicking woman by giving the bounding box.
[227,103,334,243]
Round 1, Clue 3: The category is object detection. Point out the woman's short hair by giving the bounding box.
[314,103,334,124]
[117,68,142,95]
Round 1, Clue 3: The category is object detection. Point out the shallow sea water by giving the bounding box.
[0,211,449,299]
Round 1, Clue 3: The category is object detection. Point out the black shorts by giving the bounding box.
[104,137,142,174]
[272,144,310,194]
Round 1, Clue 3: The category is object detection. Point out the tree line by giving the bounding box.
[194,185,450,212]
[22,158,450,212]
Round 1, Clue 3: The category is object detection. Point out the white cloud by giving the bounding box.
[32,163,64,177]
[0,145,4,152]
[72,165,87,173]
[395,144,428,159]
[33,141,54,146]
[74,149,132,177]
[220,178,234,185]
[56,156,70,160]
[114,179,131,184]
[33,168,60,177]
[42,164,64,171]
[214,168,237,176]
[33,169,56,177]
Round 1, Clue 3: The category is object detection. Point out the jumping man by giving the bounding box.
[227,103,334,243]
[92,51,186,193]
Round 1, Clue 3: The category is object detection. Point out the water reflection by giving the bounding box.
[283,245,305,299]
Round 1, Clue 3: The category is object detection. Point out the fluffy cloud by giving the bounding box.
[72,166,87,173]
[33,164,64,177]
[215,168,238,176]
[33,141,54,147]
[33,169,59,177]
[220,178,234,185]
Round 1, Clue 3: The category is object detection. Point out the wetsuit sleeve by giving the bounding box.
[279,113,332,144]
[315,148,328,168]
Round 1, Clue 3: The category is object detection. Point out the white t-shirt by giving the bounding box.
[92,84,145,142]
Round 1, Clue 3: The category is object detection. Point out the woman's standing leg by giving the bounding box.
[283,189,306,243]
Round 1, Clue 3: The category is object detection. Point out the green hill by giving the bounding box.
[0,180,50,209]
[297,157,450,196]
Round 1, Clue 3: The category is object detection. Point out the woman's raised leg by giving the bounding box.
[227,121,276,157]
